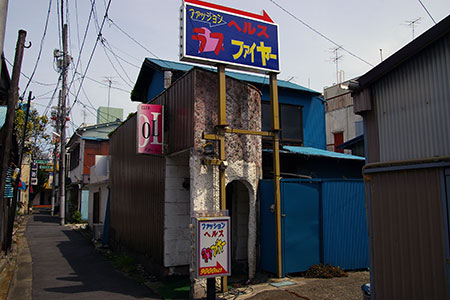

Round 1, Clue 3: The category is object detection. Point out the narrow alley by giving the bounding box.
[7,208,160,300]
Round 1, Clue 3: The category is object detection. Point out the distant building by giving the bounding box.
[96,106,123,124]
[323,82,364,156]
[66,122,120,221]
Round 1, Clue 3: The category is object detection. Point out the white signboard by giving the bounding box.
[194,216,230,278]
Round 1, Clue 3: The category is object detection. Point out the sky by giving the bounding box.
[3,0,450,151]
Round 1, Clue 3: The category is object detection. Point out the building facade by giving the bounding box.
[353,14,450,300]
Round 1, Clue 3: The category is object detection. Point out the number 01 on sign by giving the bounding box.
[194,216,231,278]
[137,104,164,155]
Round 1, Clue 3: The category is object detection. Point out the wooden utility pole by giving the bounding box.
[0,30,26,252]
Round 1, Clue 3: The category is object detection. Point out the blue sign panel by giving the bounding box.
[181,0,280,73]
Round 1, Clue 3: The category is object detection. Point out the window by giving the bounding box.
[262,102,303,145]
[69,143,80,171]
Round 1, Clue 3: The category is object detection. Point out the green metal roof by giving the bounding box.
[264,146,365,161]
[146,58,321,95]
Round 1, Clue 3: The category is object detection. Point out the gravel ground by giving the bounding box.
[244,271,369,300]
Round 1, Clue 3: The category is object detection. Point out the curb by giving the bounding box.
[0,215,30,300]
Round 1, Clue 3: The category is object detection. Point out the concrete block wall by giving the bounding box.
[163,152,191,267]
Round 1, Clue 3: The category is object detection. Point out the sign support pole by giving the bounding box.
[217,63,228,294]
[270,72,283,278]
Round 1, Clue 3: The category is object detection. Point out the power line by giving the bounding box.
[20,0,53,99]
[75,72,130,93]
[100,38,133,87]
[106,17,171,68]
[68,0,112,115]
[4,58,57,86]
[417,0,436,24]
[66,0,96,95]
[269,0,374,67]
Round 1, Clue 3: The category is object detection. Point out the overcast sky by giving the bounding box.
[4,0,450,148]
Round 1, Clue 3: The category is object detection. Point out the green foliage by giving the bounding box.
[31,169,49,197]
[14,104,49,158]
[156,276,190,300]
[71,211,82,224]
[304,263,347,279]
[104,252,137,274]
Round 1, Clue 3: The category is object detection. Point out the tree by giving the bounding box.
[13,103,49,158]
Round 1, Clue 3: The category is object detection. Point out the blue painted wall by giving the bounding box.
[145,68,326,150]
[146,71,165,102]
[259,179,369,275]
[261,87,326,150]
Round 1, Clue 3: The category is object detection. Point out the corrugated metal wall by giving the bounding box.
[322,180,368,270]
[151,71,195,154]
[367,167,448,299]
[373,31,450,162]
[260,179,368,275]
[110,114,166,265]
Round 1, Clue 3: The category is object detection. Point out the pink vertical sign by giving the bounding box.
[137,104,163,155]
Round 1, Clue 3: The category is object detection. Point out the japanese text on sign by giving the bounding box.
[181,0,280,73]
[195,217,230,278]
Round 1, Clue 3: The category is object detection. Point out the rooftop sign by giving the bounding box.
[180,0,280,73]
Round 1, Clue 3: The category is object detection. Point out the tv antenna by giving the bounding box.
[403,17,422,40]
[329,46,343,84]
[102,76,119,123]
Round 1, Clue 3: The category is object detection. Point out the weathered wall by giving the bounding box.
[163,151,191,267]
[325,92,362,152]
[190,69,262,279]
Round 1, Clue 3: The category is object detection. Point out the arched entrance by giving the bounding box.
[226,180,250,275]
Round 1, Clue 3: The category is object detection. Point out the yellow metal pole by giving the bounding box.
[217,64,228,292]
[270,72,283,278]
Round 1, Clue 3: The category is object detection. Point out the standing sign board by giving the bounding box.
[180,0,280,73]
[194,216,231,278]
[30,162,38,186]
[137,104,163,155]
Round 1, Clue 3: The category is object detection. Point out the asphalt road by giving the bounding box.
[24,209,161,300]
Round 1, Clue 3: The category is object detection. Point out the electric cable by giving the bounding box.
[269,0,374,67]
[20,0,53,99]
[68,0,112,115]
[417,0,436,24]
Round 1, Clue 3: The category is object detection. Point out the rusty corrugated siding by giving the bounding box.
[110,114,165,265]
[151,71,195,154]
[368,167,447,299]
[372,31,450,162]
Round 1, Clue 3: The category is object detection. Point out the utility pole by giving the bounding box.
[58,23,69,225]
[51,96,61,216]
[0,30,26,253]
[57,0,69,225]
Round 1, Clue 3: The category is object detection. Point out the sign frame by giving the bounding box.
[180,0,280,74]
[194,216,231,279]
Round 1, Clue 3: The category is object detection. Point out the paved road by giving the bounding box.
[23,209,160,300]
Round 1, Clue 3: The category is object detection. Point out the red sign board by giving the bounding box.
[137,104,163,155]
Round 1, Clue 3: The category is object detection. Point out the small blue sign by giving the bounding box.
[181,1,280,73]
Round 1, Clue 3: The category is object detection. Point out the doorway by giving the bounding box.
[226,180,250,275]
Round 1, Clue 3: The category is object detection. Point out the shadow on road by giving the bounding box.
[27,210,160,299]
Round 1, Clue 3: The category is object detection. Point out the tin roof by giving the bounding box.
[147,57,320,94]
[136,57,320,97]
[357,14,450,89]
[277,146,365,161]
